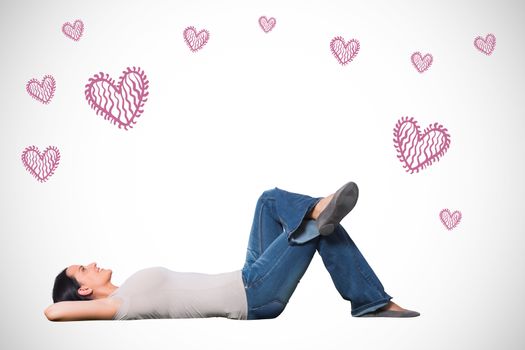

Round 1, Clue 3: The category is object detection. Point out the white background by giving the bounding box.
[1,0,524,349]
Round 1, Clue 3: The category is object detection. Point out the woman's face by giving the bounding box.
[66,262,113,292]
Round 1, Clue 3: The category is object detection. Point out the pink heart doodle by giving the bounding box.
[26,75,56,104]
[183,26,210,52]
[259,16,276,33]
[474,33,496,55]
[84,67,149,130]
[330,36,360,66]
[21,145,61,182]
[393,117,451,173]
[439,209,462,230]
[62,19,84,41]
[411,52,433,73]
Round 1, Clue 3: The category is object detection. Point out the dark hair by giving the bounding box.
[52,268,92,303]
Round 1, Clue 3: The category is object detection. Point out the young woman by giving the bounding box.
[44,182,420,321]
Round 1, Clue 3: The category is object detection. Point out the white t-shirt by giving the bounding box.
[109,267,248,320]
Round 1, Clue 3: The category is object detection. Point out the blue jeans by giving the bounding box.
[241,187,392,319]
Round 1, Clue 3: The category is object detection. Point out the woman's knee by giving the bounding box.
[259,188,279,201]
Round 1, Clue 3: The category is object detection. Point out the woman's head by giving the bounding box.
[52,262,113,302]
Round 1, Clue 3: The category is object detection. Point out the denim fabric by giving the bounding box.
[290,219,321,244]
[241,187,392,319]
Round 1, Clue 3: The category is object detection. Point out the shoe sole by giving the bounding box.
[317,182,359,236]
[359,310,420,318]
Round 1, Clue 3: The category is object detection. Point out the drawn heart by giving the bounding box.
[26,75,56,104]
[330,36,360,66]
[393,117,451,173]
[474,34,496,55]
[440,209,462,230]
[183,26,210,52]
[62,19,84,41]
[84,67,149,130]
[411,52,433,73]
[259,16,276,33]
[21,145,61,182]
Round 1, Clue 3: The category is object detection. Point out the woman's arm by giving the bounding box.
[44,299,117,321]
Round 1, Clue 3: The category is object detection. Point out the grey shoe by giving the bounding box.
[316,181,359,236]
[360,309,421,318]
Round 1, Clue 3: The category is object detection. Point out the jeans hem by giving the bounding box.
[351,297,392,317]
[284,197,322,240]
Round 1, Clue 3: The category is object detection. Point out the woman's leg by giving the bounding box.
[242,187,321,270]
[241,188,321,319]
[316,225,392,316]
[242,185,416,319]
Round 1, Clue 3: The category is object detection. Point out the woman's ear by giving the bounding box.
[77,286,93,297]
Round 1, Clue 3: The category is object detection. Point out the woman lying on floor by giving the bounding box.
[45,182,419,321]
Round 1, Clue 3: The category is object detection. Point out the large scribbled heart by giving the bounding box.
[62,19,84,41]
[474,34,496,55]
[330,36,360,66]
[21,145,61,182]
[411,52,433,73]
[84,67,149,130]
[259,16,276,33]
[183,26,210,52]
[26,75,56,104]
[440,209,462,230]
[393,117,451,173]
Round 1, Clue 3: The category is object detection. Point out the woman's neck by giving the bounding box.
[92,283,119,299]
